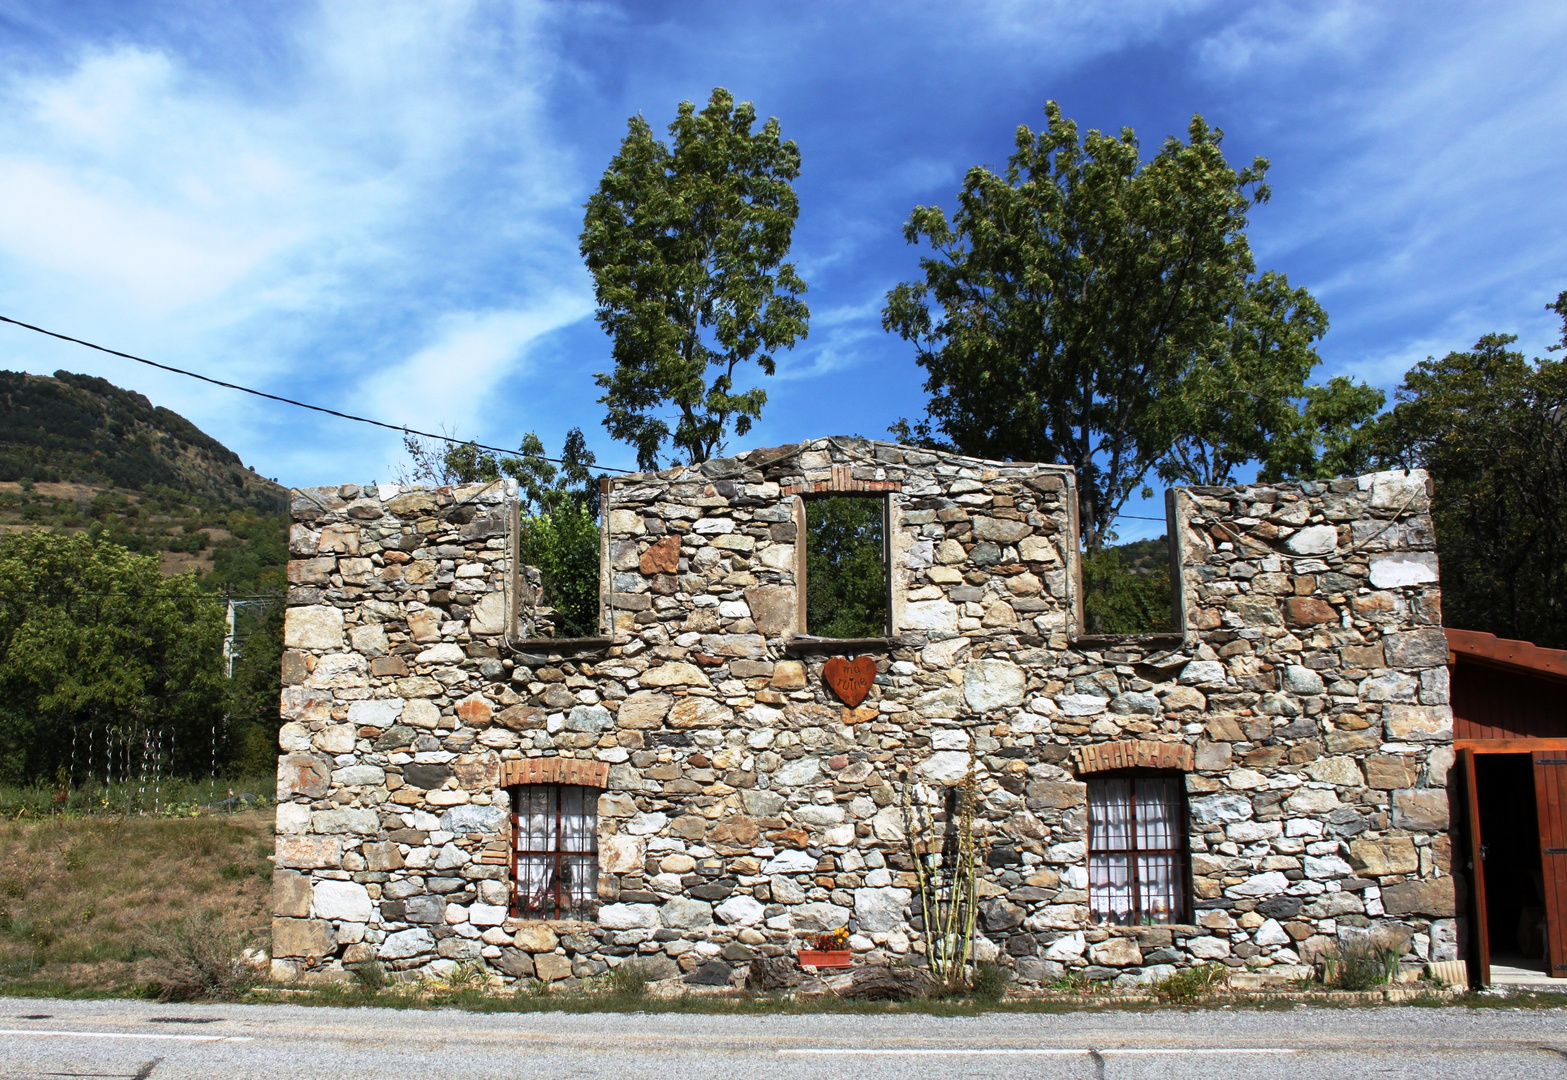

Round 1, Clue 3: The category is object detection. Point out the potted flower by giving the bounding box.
[798,927,853,968]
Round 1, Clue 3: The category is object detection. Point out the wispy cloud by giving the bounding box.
[0,0,589,481]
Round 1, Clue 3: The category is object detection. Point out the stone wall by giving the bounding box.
[272,440,1454,989]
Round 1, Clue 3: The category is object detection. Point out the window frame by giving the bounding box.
[1085,770,1192,926]
[508,782,600,920]
[796,492,893,640]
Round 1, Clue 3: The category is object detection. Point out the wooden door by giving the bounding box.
[1532,751,1567,977]
[1459,748,1489,987]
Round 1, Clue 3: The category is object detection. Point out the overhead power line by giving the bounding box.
[0,314,638,474]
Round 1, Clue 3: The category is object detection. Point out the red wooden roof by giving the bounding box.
[1446,627,1567,681]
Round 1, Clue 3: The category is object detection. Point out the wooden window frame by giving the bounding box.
[1086,770,1191,926]
[508,782,599,921]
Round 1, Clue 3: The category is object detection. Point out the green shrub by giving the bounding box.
[970,961,1009,1003]
[139,913,257,1001]
[606,963,648,999]
[522,500,601,638]
[1321,937,1398,990]
[1152,963,1227,1003]
[350,959,386,992]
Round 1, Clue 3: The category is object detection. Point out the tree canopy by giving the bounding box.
[884,102,1357,550]
[1374,294,1567,648]
[0,531,226,785]
[581,87,809,469]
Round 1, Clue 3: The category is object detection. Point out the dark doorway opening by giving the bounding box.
[1475,753,1547,969]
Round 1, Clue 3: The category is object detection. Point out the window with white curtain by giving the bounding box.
[1087,773,1188,925]
[511,784,598,918]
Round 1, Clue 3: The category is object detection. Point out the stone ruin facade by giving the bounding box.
[272,437,1456,990]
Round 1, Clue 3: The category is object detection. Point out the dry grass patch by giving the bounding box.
[0,810,272,993]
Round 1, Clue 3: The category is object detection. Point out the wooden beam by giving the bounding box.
[1455,738,1567,753]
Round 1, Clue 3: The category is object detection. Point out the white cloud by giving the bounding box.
[360,293,595,433]
[0,0,588,483]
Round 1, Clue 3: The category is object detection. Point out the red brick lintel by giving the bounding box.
[501,758,610,789]
[1073,740,1194,775]
[781,479,902,496]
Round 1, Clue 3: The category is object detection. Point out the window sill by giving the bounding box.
[508,636,614,659]
[784,635,902,656]
[1071,632,1185,650]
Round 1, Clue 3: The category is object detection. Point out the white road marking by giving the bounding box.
[781,1048,1299,1055]
[0,1029,253,1042]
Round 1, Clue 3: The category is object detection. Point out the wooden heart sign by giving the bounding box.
[823,656,877,708]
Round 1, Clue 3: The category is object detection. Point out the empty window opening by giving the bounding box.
[804,495,888,638]
[1082,532,1176,635]
[511,783,598,918]
[1087,773,1189,925]
[519,499,601,639]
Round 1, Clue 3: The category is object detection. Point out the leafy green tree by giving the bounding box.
[0,531,226,785]
[884,102,1328,551]
[805,496,887,638]
[581,87,809,469]
[521,500,601,638]
[1374,299,1567,647]
[1259,376,1386,482]
[224,600,285,777]
[1081,543,1174,635]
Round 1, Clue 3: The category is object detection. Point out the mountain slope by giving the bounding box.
[0,370,285,512]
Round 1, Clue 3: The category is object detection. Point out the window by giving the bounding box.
[1087,774,1188,925]
[803,495,889,638]
[511,784,598,918]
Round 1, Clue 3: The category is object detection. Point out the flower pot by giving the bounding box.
[797,949,853,968]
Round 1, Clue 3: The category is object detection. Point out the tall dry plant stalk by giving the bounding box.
[902,766,982,990]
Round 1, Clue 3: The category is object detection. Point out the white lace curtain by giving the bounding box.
[1087,775,1186,925]
[514,784,598,917]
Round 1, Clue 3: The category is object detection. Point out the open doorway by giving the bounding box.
[1474,753,1547,971]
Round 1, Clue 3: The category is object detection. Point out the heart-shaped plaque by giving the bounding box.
[823,655,877,708]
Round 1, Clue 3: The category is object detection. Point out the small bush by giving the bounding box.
[1045,970,1094,993]
[349,959,386,992]
[1322,937,1398,990]
[970,961,1009,1003]
[1153,963,1228,1003]
[606,963,648,999]
[139,913,257,1001]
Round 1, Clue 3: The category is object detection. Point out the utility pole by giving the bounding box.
[222,586,236,678]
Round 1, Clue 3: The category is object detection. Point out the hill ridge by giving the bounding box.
[0,369,285,512]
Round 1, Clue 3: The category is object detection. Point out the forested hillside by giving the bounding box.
[0,371,290,787]
[0,370,288,591]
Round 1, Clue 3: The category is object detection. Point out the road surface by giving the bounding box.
[2,997,1565,1079]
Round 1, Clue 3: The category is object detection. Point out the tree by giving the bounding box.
[805,496,888,638]
[1258,376,1386,482]
[1374,300,1567,648]
[0,531,226,785]
[581,87,809,469]
[884,102,1329,550]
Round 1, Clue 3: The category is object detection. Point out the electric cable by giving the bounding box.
[0,313,637,473]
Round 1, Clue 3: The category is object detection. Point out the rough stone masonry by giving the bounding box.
[272,437,1454,990]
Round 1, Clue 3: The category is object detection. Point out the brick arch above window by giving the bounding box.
[1073,739,1194,775]
[780,465,902,496]
[501,758,609,788]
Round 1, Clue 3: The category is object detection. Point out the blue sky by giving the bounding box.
[0,1,1563,541]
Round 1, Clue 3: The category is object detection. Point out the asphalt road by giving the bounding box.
[2,998,1566,1080]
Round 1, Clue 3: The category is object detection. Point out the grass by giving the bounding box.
[0,776,274,821]
[0,809,273,995]
[1320,938,1400,991]
[1152,963,1228,1003]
